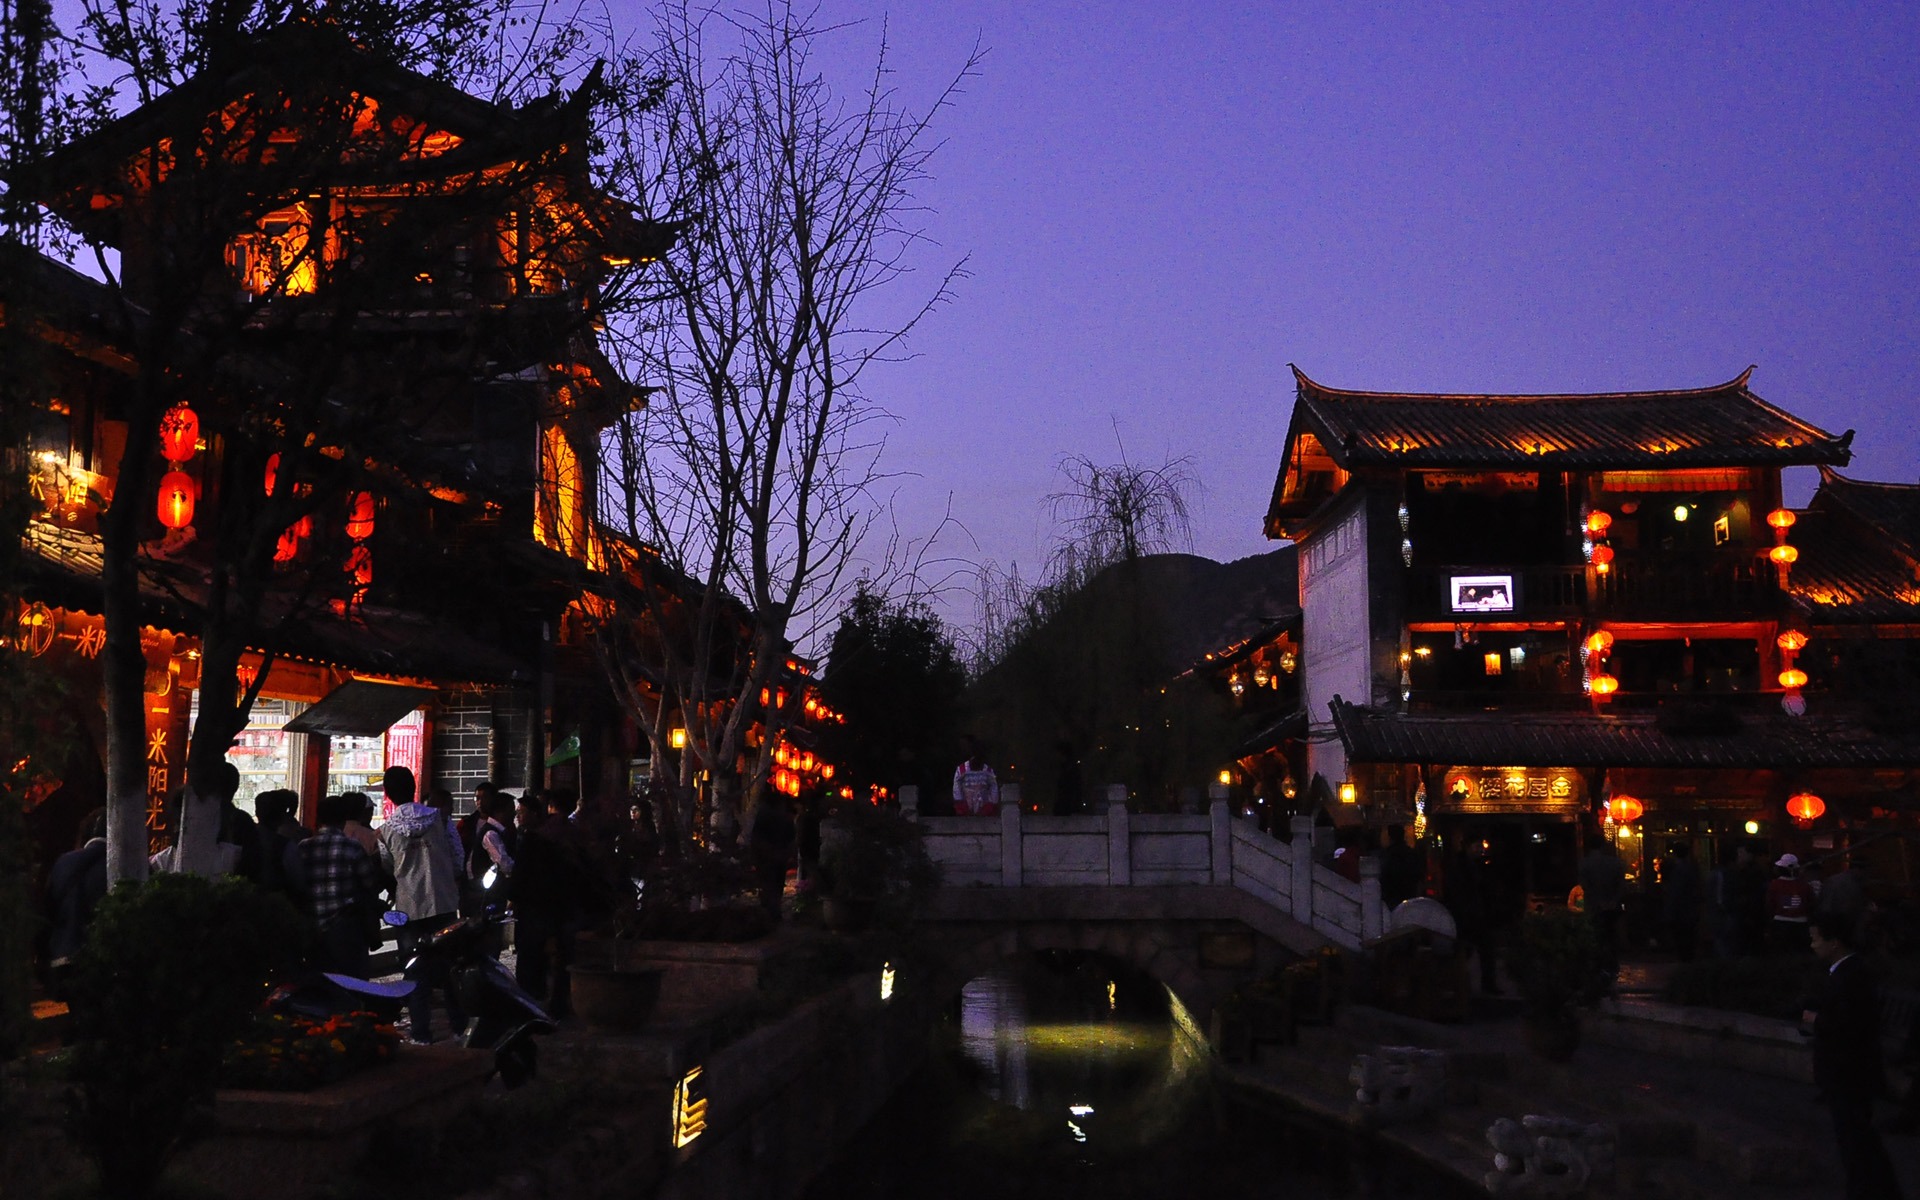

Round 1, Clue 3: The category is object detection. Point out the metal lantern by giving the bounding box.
[1786,792,1825,822]
[156,470,197,529]
[158,404,199,463]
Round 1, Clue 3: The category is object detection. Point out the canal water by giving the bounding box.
[805,951,1475,1200]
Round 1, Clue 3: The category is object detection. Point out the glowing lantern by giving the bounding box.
[1769,544,1798,566]
[669,727,688,750]
[1590,674,1620,696]
[1585,630,1614,655]
[1607,795,1644,824]
[345,543,373,588]
[1338,780,1357,804]
[1778,668,1809,690]
[1586,511,1612,535]
[775,745,789,766]
[158,404,199,463]
[1672,505,1690,522]
[345,492,377,541]
[1776,629,1809,653]
[274,527,301,562]
[1590,544,1615,567]
[801,752,815,772]
[1767,509,1797,531]
[156,470,197,529]
[821,763,835,780]
[1786,792,1826,822]
[263,453,280,496]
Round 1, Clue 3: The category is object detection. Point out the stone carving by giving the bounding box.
[1484,1114,1616,1196]
[1349,1045,1447,1127]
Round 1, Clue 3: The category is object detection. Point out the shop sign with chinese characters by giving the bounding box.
[1440,767,1585,814]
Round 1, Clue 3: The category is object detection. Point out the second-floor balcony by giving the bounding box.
[1407,554,1781,622]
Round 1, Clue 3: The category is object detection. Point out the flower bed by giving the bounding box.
[221,1009,399,1091]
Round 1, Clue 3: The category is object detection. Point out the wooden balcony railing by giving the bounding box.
[1408,557,1782,622]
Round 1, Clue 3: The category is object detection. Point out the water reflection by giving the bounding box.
[805,952,1474,1200]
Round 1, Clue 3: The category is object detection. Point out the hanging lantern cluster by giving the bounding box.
[770,739,835,797]
[1584,508,1615,575]
[1776,624,1810,709]
[264,453,316,563]
[155,404,201,531]
[1767,508,1798,582]
[1584,628,1618,699]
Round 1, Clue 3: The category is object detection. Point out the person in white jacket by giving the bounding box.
[377,766,466,1043]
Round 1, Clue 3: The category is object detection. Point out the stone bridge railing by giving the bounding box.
[906,788,1386,951]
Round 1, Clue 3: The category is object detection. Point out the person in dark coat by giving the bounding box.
[44,809,110,1000]
[749,798,797,919]
[1661,842,1703,962]
[1379,825,1424,910]
[1804,911,1904,1199]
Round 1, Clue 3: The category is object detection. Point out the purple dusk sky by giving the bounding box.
[658,2,1917,629]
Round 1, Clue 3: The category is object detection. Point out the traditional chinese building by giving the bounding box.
[1263,366,1920,903]
[9,21,678,845]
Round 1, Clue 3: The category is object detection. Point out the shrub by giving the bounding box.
[66,873,305,1198]
[818,800,938,928]
[1506,909,1606,1019]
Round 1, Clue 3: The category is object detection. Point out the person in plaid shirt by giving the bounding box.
[295,793,383,978]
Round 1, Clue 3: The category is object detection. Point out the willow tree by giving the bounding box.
[589,2,975,837]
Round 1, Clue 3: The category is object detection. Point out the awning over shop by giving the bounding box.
[1328,697,1920,771]
[285,680,436,737]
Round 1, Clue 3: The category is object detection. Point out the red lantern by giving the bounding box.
[156,470,197,529]
[1590,673,1619,697]
[345,491,377,541]
[158,405,199,463]
[263,452,280,496]
[1585,629,1614,656]
[1607,795,1644,824]
[1585,510,1612,535]
[1590,544,1615,567]
[1769,544,1798,566]
[1776,629,1809,653]
[1779,668,1809,690]
[274,527,301,563]
[1786,792,1825,822]
[1767,508,1797,531]
[346,543,373,588]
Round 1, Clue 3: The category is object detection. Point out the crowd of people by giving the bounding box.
[36,766,663,1042]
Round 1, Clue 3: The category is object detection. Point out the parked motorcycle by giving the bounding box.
[400,908,555,1087]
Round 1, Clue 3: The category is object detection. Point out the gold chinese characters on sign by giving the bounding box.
[1441,768,1585,814]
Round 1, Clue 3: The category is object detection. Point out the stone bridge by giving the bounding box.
[903,795,1388,1028]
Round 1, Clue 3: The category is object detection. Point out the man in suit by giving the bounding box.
[1804,911,1905,1199]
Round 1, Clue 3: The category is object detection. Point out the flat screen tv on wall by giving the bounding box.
[1449,573,1516,614]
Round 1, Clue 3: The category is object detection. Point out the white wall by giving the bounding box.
[1298,501,1372,790]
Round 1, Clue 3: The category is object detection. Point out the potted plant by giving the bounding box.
[816,800,938,933]
[1506,909,1605,1061]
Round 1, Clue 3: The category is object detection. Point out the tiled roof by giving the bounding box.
[1329,698,1920,769]
[1791,471,1920,623]
[1289,366,1853,470]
